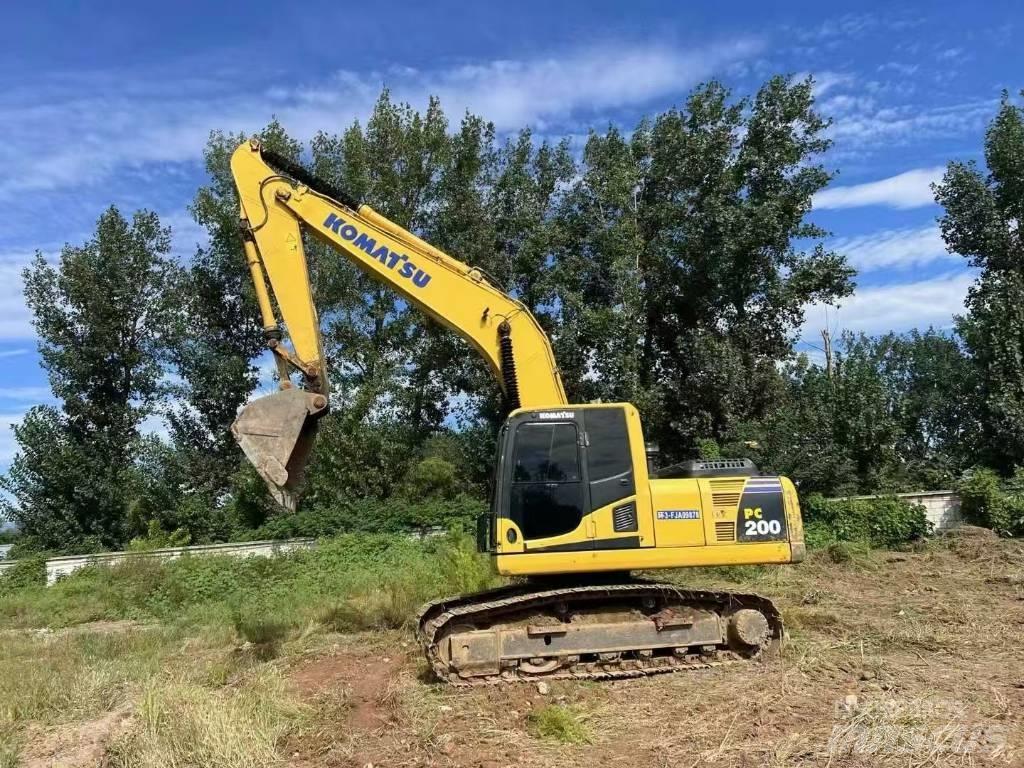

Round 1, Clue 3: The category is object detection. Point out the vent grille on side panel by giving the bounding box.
[612,501,638,533]
[709,479,746,509]
[715,521,736,542]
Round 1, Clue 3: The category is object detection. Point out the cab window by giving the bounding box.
[509,422,584,540]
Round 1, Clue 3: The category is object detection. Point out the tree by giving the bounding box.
[1,207,180,550]
[750,330,974,496]
[554,77,853,459]
[935,92,1024,472]
[883,330,976,485]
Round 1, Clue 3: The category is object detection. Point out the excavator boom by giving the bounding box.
[230,140,566,507]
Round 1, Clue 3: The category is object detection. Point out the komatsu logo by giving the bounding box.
[537,411,575,420]
[322,213,432,288]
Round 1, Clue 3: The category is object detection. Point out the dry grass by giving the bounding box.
[107,668,302,768]
[0,629,169,727]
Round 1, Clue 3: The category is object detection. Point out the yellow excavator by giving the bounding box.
[229,139,805,684]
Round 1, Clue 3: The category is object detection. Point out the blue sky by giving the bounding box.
[0,1,1020,471]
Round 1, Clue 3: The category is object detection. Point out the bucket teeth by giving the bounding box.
[231,388,327,511]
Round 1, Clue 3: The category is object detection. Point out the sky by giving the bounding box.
[0,0,1020,473]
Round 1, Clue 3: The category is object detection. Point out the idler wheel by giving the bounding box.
[727,609,770,650]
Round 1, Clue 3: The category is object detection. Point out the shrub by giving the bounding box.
[244,495,486,540]
[0,556,46,594]
[958,467,1024,536]
[126,520,191,552]
[802,494,931,548]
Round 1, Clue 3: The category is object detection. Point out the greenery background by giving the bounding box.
[3,77,1024,555]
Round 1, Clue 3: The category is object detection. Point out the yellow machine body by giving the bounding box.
[488,403,804,577]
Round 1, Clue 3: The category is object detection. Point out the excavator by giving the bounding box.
[229,139,805,684]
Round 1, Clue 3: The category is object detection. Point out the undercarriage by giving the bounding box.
[416,579,784,685]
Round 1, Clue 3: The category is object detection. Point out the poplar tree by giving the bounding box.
[1,208,179,550]
[935,93,1024,472]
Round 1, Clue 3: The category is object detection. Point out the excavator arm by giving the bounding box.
[229,139,567,509]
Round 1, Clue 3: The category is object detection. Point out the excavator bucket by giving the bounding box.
[231,388,328,512]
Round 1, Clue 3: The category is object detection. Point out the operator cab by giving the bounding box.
[479,404,642,554]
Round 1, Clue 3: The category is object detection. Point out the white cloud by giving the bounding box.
[878,62,919,77]
[403,41,760,130]
[803,271,973,337]
[0,387,53,403]
[828,99,995,152]
[0,412,25,464]
[0,39,760,202]
[830,226,954,272]
[815,167,944,210]
[0,260,34,339]
[160,209,210,260]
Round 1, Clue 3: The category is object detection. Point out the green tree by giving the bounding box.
[752,330,973,496]
[555,77,853,460]
[935,93,1024,471]
[882,330,976,486]
[1,208,180,550]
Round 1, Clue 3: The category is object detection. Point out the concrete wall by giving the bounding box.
[827,490,962,531]
[0,560,18,576]
[45,538,317,586]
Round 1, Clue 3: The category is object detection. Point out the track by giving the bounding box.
[416,580,784,686]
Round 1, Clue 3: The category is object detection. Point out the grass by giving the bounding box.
[527,704,592,745]
[0,532,496,766]
[0,731,18,768]
[0,529,1019,766]
[0,629,172,726]
[107,668,302,768]
[0,532,497,633]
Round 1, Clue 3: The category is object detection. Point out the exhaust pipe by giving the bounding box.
[231,388,328,512]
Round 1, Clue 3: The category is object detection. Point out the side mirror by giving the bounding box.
[476,513,492,553]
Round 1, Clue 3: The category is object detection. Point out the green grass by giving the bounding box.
[0,532,498,634]
[527,704,592,744]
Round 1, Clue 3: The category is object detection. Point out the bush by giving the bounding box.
[802,494,931,548]
[0,556,46,594]
[126,520,191,552]
[245,495,487,541]
[958,467,1024,536]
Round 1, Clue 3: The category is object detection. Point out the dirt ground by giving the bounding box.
[284,532,1024,768]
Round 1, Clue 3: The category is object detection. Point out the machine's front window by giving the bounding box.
[510,422,585,540]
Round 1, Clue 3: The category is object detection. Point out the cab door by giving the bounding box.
[505,419,594,552]
[583,408,649,548]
